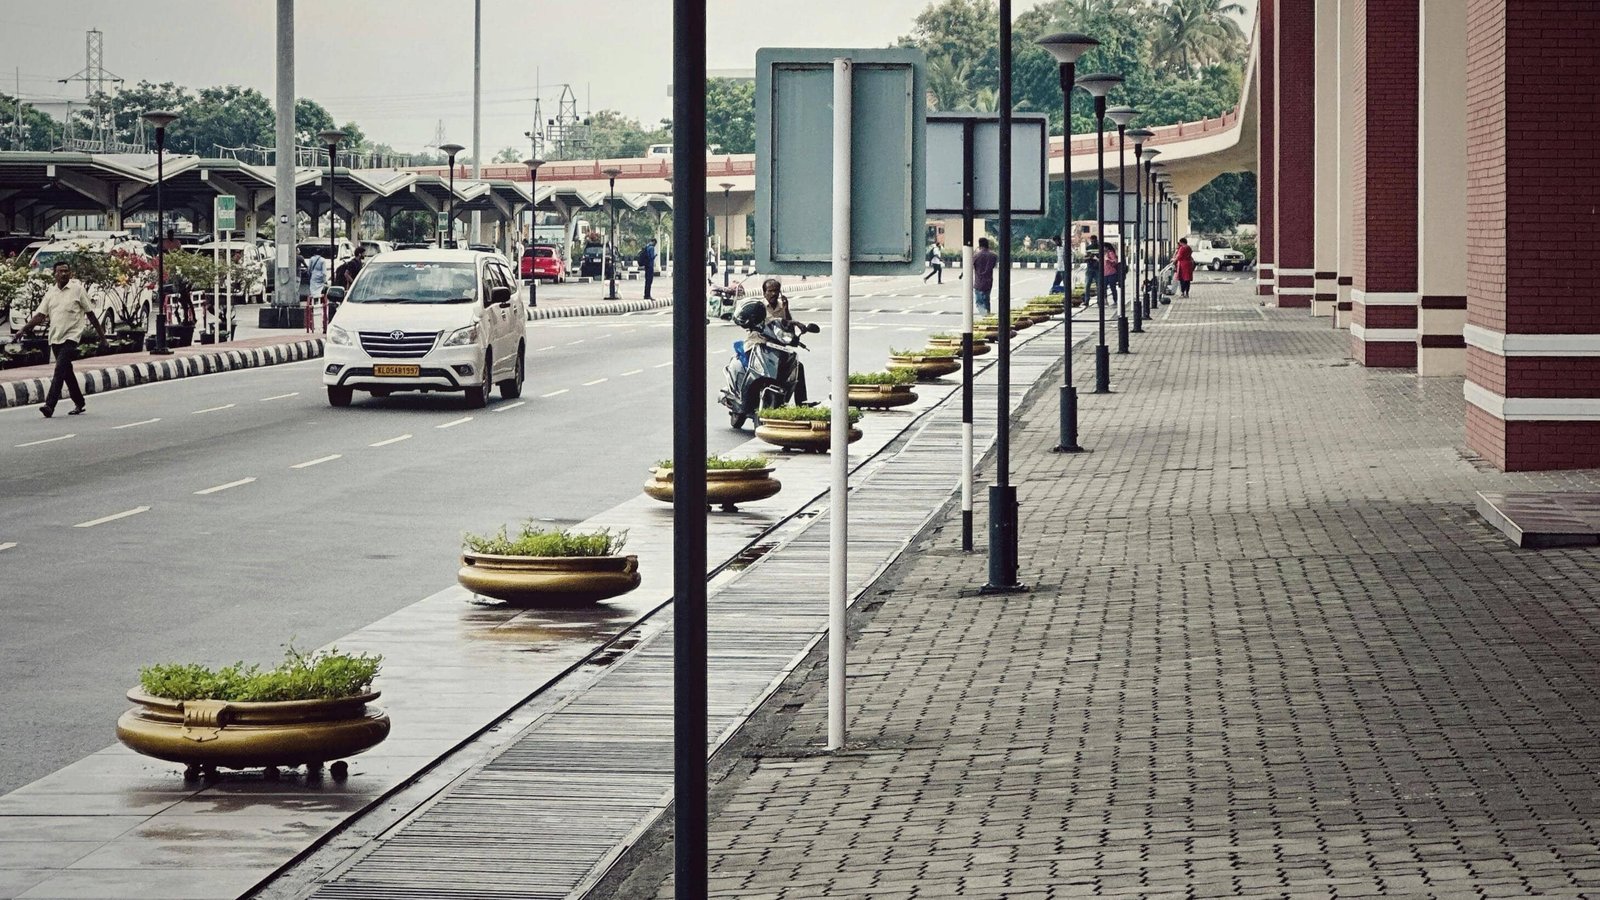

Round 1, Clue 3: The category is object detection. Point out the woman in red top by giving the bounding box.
[1174,238,1196,299]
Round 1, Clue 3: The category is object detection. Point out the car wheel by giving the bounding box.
[327,386,353,407]
[465,351,491,408]
[499,344,525,399]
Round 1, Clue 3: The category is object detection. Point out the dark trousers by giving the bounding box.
[45,341,84,411]
[643,268,654,299]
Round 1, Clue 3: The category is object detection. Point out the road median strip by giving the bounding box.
[0,338,325,410]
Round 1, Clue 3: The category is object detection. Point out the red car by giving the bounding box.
[520,244,566,283]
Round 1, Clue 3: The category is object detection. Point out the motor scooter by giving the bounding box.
[719,317,820,429]
[706,277,747,321]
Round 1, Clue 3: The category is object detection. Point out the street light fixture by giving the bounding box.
[1035,31,1099,455]
[1074,72,1123,394]
[523,157,544,307]
[1125,129,1153,333]
[718,181,735,287]
[318,130,346,326]
[1106,106,1136,355]
[602,166,622,300]
[141,109,178,354]
[1141,148,1161,317]
[439,142,464,248]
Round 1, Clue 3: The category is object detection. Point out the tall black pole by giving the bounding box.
[722,185,732,288]
[154,127,168,353]
[1145,160,1157,316]
[1131,140,1144,333]
[1092,97,1109,393]
[606,172,620,300]
[961,118,976,551]
[671,0,709,893]
[327,142,337,309]
[1053,60,1082,453]
[1114,123,1128,354]
[985,0,1023,593]
[531,166,539,306]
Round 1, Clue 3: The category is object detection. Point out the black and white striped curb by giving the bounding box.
[527,297,673,322]
[0,339,325,410]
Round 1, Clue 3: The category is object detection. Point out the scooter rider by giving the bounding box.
[747,278,806,402]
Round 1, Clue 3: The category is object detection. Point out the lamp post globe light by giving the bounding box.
[523,158,544,306]
[602,166,622,300]
[1035,32,1098,455]
[1124,128,1153,334]
[1140,147,1161,317]
[1074,72,1123,395]
[718,181,735,287]
[318,130,346,324]
[1106,106,1136,354]
[141,110,179,354]
[438,143,464,248]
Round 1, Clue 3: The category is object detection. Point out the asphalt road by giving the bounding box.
[0,269,1055,794]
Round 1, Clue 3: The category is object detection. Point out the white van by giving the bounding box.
[321,249,526,408]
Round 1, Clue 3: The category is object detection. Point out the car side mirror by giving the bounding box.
[805,322,820,334]
[326,286,346,301]
[490,285,512,305]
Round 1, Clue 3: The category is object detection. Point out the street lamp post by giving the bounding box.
[524,156,546,290]
[1107,106,1136,354]
[1159,176,1174,304]
[1141,149,1161,317]
[718,181,735,287]
[318,130,346,323]
[603,166,622,300]
[1037,32,1099,456]
[1125,129,1153,334]
[141,110,178,354]
[439,143,464,248]
[1075,73,1122,394]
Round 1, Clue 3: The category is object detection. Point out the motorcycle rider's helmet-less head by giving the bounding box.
[734,298,768,330]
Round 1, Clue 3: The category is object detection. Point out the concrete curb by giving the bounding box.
[0,339,325,410]
[527,297,672,321]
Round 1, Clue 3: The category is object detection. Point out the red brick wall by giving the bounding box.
[1352,305,1418,329]
[1465,0,1507,333]
[1276,0,1316,274]
[1352,338,1416,368]
[1465,346,1506,395]
[1470,405,1600,472]
[1258,0,1277,281]
[1351,0,1418,295]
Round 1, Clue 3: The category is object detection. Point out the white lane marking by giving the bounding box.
[541,389,569,398]
[594,333,613,340]
[582,378,608,387]
[535,345,556,352]
[192,403,236,415]
[619,369,643,377]
[194,477,256,495]
[853,325,880,331]
[0,542,16,552]
[435,417,473,429]
[15,433,75,448]
[369,434,412,447]
[75,506,150,528]
[653,362,672,368]
[897,326,922,332]
[493,401,526,412]
[112,418,161,430]
[259,392,299,402]
[565,339,585,346]
[291,454,342,469]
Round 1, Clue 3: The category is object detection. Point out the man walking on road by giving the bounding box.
[639,238,658,300]
[971,237,997,316]
[22,261,106,418]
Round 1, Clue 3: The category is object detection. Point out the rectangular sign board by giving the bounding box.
[925,113,1049,217]
[1099,191,1140,223]
[213,195,237,233]
[756,47,926,276]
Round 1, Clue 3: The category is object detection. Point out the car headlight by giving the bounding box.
[442,323,479,347]
[327,325,353,346]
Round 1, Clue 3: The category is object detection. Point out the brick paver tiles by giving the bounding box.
[600,277,1600,900]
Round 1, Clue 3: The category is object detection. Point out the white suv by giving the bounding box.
[322,249,526,408]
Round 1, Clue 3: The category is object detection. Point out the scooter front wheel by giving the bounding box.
[729,412,748,430]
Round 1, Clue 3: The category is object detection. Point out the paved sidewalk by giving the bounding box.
[598,278,1600,899]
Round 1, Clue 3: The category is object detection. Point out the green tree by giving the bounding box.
[0,94,62,150]
[294,98,336,146]
[585,110,670,160]
[178,86,275,155]
[1149,0,1248,76]
[1187,170,1255,233]
[900,0,1002,111]
[706,78,755,154]
[492,146,523,163]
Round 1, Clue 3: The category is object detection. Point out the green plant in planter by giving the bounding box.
[139,647,383,702]
[848,368,917,386]
[463,523,626,557]
[759,404,863,424]
[891,346,957,359]
[655,454,771,470]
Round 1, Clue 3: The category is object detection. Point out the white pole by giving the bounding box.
[224,230,233,342]
[211,239,220,342]
[961,242,974,538]
[471,0,482,246]
[827,57,853,752]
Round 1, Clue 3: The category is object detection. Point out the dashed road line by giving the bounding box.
[194,477,256,495]
[291,454,342,469]
[259,392,299,402]
[192,403,236,415]
[541,389,569,398]
[493,401,527,412]
[75,506,150,528]
[112,418,161,430]
[535,345,556,352]
[566,339,585,346]
[582,378,608,387]
[370,434,413,447]
[436,417,473,429]
[15,434,74,448]
[619,369,643,377]
[653,362,672,368]
[0,542,16,552]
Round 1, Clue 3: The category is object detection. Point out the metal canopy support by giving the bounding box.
[273,0,295,307]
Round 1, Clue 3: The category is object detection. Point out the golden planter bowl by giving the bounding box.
[973,326,1019,341]
[458,553,641,606]
[755,418,864,452]
[1023,304,1063,319]
[888,355,961,381]
[1011,315,1036,330]
[116,690,390,770]
[926,337,990,357]
[643,466,783,510]
[847,384,919,409]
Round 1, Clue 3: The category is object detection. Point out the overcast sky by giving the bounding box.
[7,1,1253,158]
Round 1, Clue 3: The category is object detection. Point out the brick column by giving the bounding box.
[1256,0,1277,298]
[1334,0,1357,330]
[1348,0,1419,368]
[1311,0,1339,318]
[1463,0,1600,471]
[1273,0,1315,310]
[1415,0,1467,376]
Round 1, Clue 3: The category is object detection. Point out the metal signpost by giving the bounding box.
[214,196,237,344]
[757,46,925,751]
[925,112,1047,552]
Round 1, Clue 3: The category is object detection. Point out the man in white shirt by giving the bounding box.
[305,251,328,301]
[21,261,106,418]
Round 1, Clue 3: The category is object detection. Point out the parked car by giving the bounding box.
[321,248,527,408]
[520,244,566,283]
[0,234,46,258]
[578,244,613,279]
[359,240,396,258]
[1190,237,1248,271]
[193,239,268,302]
[11,237,152,332]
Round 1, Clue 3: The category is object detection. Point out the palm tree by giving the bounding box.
[926,55,976,112]
[1149,0,1248,76]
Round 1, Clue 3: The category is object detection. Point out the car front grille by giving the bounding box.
[359,330,440,359]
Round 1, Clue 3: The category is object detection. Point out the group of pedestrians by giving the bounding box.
[1042,233,1197,305]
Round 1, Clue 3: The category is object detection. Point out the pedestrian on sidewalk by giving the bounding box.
[1082,235,1102,308]
[1103,242,1121,307]
[1175,238,1195,299]
[305,249,328,302]
[971,237,997,316]
[1049,240,1068,295]
[639,238,658,299]
[923,241,943,284]
[21,261,105,418]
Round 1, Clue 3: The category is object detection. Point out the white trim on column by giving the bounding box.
[1463,324,1600,357]
[1465,381,1600,421]
[1350,323,1418,342]
[1350,289,1420,306]
[1276,286,1315,294]
[1273,267,1317,276]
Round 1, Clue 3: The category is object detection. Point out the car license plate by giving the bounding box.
[373,364,420,377]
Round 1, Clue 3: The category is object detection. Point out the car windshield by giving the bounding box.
[534,247,555,258]
[345,261,477,304]
[29,251,61,270]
